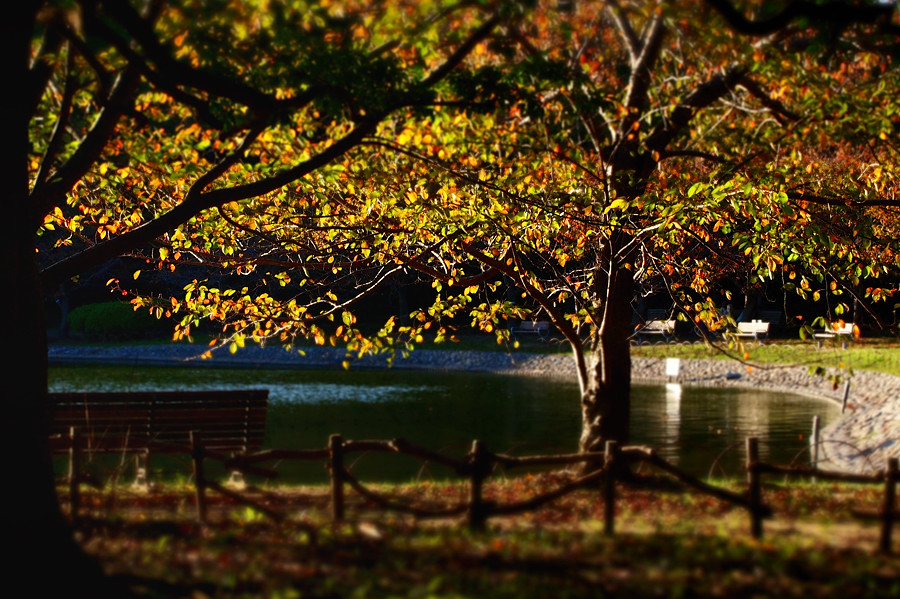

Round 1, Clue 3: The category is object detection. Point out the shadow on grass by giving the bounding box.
[67,478,899,599]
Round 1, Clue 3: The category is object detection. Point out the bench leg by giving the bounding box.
[191,432,208,523]
[226,468,247,490]
[132,453,150,490]
[69,427,82,519]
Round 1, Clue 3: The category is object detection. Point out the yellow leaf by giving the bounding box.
[607,198,629,212]
[133,270,141,280]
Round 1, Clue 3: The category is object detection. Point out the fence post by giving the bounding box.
[880,458,897,555]
[747,437,763,539]
[604,440,618,536]
[69,426,81,519]
[190,430,207,524]
[811,415,820,476]
[467,439,490,531]
[329,434,345,522]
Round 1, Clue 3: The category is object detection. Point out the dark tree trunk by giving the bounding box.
[578,234,635,454]
[2,5,126,595]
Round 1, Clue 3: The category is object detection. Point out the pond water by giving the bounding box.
[49,364,841,482]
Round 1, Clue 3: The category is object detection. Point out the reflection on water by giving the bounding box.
[50,364,841,481]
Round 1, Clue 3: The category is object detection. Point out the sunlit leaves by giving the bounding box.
[32,0,900,364]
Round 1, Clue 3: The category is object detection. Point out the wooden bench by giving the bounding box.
[633,319,676,343]
[509,320,551,342]
[734,320,770,342]
[48,389,269,491]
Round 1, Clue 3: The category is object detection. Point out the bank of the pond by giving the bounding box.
[48,343,900,475]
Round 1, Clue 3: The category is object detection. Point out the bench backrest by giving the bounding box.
[756,310,784,327]
[823,322,855,335]
[47,390,268,454]
[737,320,770,334]
[518,321,549,332]
[641,319,675,332]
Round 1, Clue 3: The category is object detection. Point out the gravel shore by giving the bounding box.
[49,343,900,475]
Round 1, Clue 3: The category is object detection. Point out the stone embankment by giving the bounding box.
[49,344,900,475]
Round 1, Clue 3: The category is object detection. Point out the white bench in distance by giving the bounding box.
[814,322,857,348]
[734,320,770,342]
[509,320,551,342]
[634,319,676,343]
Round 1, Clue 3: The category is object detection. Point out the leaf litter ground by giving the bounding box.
[68,472,899,598]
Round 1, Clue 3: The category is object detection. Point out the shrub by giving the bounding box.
[67,301,172,340]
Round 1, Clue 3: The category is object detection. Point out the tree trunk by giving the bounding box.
[2,6,126,595]
[578,235,635,454]
[1,231,113,594]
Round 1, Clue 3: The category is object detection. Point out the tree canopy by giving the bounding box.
[33,1,900,451]
[14,1,509,594]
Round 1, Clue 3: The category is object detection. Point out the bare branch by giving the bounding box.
[787,191,900,207]
[737,73,801,124]
[606,0,641,60]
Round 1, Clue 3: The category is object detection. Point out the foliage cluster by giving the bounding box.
[33,1,900,355]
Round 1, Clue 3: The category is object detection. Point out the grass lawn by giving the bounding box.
[70,474,898,598]
[629,338,900,376]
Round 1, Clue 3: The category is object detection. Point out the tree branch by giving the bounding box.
[606,0,641,60]
[644,66,746,155]
[787,191,900,207]
[736,73,801,124]
[40,12,503,286]
[30,65,143,228]
[704,0,897,36]
[34,54,77,188]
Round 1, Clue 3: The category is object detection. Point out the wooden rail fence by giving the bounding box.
[59,429,898,554]
[196,433,898,553]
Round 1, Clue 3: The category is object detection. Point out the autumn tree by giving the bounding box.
[13,0,508,593]
[158,0,900,459]
[406,0,900,454]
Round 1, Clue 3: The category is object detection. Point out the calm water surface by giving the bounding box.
[50,364,841,481]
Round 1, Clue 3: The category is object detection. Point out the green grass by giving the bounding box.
[629,338,900,377]
[417,332,900,377]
